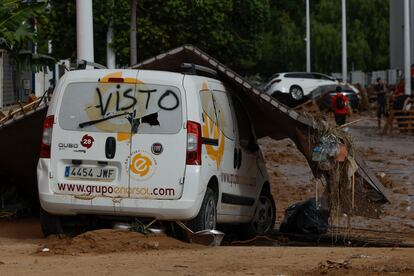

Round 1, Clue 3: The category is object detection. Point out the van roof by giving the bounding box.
[62,69,185,83]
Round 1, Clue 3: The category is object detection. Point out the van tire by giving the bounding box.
[40,208,63,236]
[187,187,217,232]
[243,190,276,238]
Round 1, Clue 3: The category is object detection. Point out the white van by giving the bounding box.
[37,68,275,237]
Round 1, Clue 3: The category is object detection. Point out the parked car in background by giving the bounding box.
[264,72,338,106]
[319,84,361,111]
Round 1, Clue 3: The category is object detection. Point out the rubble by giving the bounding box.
[0,45,390,222]
[133,45,390,218]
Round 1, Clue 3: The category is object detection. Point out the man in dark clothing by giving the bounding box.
[332,86,350,126]
[375,77,387,128]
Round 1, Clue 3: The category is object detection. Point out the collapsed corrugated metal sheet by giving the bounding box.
[132,45,390,216]
[0,104,48,206]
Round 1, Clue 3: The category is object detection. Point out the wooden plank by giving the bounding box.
[382,111,394,134]
[394,116,414,119]
[384,109,414,134]
[0,99,43,125]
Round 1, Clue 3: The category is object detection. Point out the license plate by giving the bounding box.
[65,166,116,181]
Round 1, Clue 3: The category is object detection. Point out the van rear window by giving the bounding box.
[58,82,183,134]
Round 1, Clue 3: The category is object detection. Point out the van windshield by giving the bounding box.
[58,82,183,134]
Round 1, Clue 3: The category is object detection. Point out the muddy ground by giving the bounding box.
[1,114,414,275]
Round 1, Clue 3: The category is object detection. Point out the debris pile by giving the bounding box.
[37,229,197,255]
[309,120,385,219]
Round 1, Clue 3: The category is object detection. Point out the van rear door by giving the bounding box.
[51,70,139,198]
[128,71,186,199]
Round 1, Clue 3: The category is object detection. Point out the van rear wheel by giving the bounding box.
[40,208,63,236]
[187,187,217,232]
[243,190,276,238]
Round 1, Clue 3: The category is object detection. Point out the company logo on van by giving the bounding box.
[58,143,79,149]
[129,151,157,180]
[151,143,163,155]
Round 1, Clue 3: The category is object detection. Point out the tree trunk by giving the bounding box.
[130,0,137,66]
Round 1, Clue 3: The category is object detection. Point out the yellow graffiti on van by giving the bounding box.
[84,72,143,133]
[200,82,225,169]
[117,132,131,142]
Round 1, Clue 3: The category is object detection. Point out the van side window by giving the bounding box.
[211,90,235,140]
[199,88,235,140]
[199,89,218,125]
[231,96,254,147]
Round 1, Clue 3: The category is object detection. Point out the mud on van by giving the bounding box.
[37,69,276,237]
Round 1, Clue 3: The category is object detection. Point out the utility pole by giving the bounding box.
[76,0,94,67]
[342,0,347,83]
[306,0,311,72]
[107,20,116,69]
[130,0,138,66]
[404,0,411,95]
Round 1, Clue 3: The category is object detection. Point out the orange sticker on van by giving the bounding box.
[129,151,157,180]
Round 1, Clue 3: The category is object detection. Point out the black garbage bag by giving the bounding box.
[279,198,329,234]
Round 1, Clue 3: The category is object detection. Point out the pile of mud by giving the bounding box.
[38,229,198,255]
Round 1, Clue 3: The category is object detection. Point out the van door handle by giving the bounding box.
[237,148,242,169]
[105,137,116,159]
[233,148,238,169]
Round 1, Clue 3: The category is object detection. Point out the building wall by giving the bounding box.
[1,51,17,107]
[390,0,414,69]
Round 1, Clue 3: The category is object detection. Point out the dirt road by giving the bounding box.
[0,219,413,275]
[1,114,414,275]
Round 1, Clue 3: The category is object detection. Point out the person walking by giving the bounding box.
[375,77,387,128]
[332,86,351,126]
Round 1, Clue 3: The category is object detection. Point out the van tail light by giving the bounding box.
[270,79,281,85]
[40,115,54,158]
[107,77,124,83]
[186,121,202,165]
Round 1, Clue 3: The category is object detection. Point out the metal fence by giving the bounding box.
[333,69,404,87]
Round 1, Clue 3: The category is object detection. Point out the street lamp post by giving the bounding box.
[107,21,116,69]
[342,0,347,83]
[76,0,94,66]
[306,0,311,72]
[404,0,411,95]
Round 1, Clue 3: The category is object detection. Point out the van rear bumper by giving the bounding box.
[37,159,205,220]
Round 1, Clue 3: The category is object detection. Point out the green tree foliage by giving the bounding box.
[38,0,113,64]
[37,0,389,76]
[38,0,269,72]
[0,0,44,51]
[0,0,55,72]
[111,0,270,71]
[261,0,389,77]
